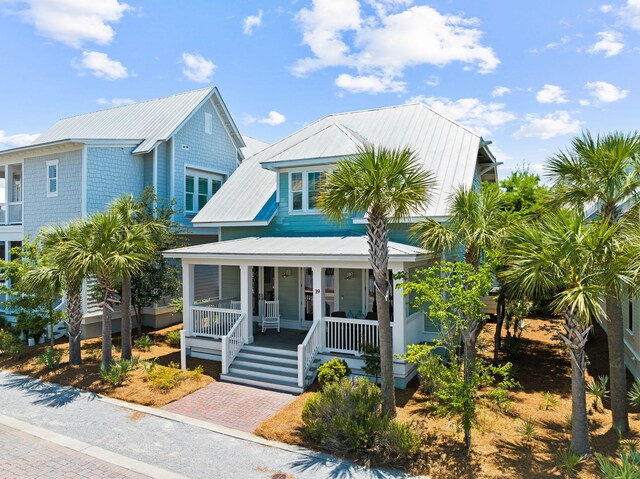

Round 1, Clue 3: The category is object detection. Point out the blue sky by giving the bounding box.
[0,0,638,178]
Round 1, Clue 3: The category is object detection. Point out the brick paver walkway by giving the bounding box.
[0,424,149,479]
[162,381,296,432]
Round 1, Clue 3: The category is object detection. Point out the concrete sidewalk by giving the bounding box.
[0,371,419,479]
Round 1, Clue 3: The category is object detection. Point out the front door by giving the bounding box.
[252,266,276,318]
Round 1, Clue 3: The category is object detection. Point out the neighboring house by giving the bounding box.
[0,87,261,337]
[165,103,500,393]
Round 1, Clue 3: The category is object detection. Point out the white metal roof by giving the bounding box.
[164,236,428,260]
[194,102,495,225]
[240,135,270,159]
[25,87,244,154]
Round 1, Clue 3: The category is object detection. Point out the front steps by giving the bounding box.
[220,344,319,394]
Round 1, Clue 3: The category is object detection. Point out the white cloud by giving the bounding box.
[245,111,286,126]
[585,81,630,103]
[0,130,39,149]
[5,0,131,48]
[514,111,582,140]
[293,1,499,94]
[600,4,614,13]
[410,95,516,136]
[335,73,405,93]
[618,1,640,29]
[587,31,624,57]
[425,75,440,87]
[181,53,215,83]
[242,9,263,35]
[491,86,511,97]
[536,84,568,104]
[80,51,128,80]
[97,97,136,107]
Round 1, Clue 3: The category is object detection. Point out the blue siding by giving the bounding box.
[156,141,169,201]
[23,149,83,237]
[143,152,153,188]
[86,147,145,214]
[173,100,238,227]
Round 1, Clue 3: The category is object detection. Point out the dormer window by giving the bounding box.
[289,170,325,213]
[185,168,223,215]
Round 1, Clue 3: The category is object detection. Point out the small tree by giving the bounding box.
[129,188,183,337]
[0,241,63,346]
[399,261,493,448]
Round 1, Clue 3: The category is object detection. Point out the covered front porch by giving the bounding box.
[166,236,432,392]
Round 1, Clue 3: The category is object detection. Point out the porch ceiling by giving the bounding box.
[164,235,430,262]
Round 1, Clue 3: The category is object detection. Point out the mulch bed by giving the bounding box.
[255,318,640,478]
[0,324,218,407]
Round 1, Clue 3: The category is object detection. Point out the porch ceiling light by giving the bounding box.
[281,269,292,278]
[344,272,354,280]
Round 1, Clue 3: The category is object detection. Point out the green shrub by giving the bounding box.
[541,391,558,411]
[0,329,25,357]
[401,343,447,395]
[586,375,609,412]
[596,448,640,479]
[317,357,351,389]
[134,334,153,352]
[360,343,381,383]
[140,358,158,373]
[629,378,640,408]
[302,378,420,459]
[147,365,182,390]
[37,347,62,370]
[100,358,138,386]
[556,449,586,477]
[515,417,538,443]
[166,330,181,348]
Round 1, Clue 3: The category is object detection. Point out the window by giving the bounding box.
[289,171,325,213]
[204,112,213,134]
[629,300,634,332]
[46,160,58,197]
[184,169,224,215]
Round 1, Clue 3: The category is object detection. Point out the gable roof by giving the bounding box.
[240,135,270,159]
[193,102,498,226]
[9,87,244,156]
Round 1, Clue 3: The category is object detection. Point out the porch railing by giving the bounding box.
[323,317,386,355]
[221,313,247,374]
[298,319,323,388]
[191,306,243,338]
[8,203,21,225]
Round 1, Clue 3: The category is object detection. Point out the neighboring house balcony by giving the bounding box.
[165,236,433,393]
[0,163,22,227]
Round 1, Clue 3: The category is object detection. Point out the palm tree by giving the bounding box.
[413,183,505,381]
[501,210,614,455]
[547,130,640,433]
[25,221,90,366]
[319,143,436,416]
[69,212,155,369]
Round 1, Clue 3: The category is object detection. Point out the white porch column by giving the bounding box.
[182,261,195,336]
[240,264,254,343]
[312,266,322,322]
[391,267,406,356]
[3,165,8,226]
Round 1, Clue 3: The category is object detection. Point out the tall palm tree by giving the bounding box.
[547,130,640,433]
[69,212,155,369]
[501,210,615,455]
[26,221,90,366]
[109,195,144,360]
[319,143,436,416]
[413,183,505,380]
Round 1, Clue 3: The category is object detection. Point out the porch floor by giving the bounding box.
[251,327,308,351]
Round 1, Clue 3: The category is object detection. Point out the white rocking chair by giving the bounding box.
[261,300,280,333]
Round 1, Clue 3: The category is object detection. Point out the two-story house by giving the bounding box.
[0,87,265,338]
[165,103,500,393]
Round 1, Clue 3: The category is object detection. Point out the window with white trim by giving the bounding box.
[204,112,213,134]
[46,160,58,197]
[289,171,325,213]
[185,169,223,215]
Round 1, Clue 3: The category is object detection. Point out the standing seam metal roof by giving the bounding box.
[31,87,244,154]
[193,102,488,224]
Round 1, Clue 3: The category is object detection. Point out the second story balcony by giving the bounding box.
[0,163,22,226]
